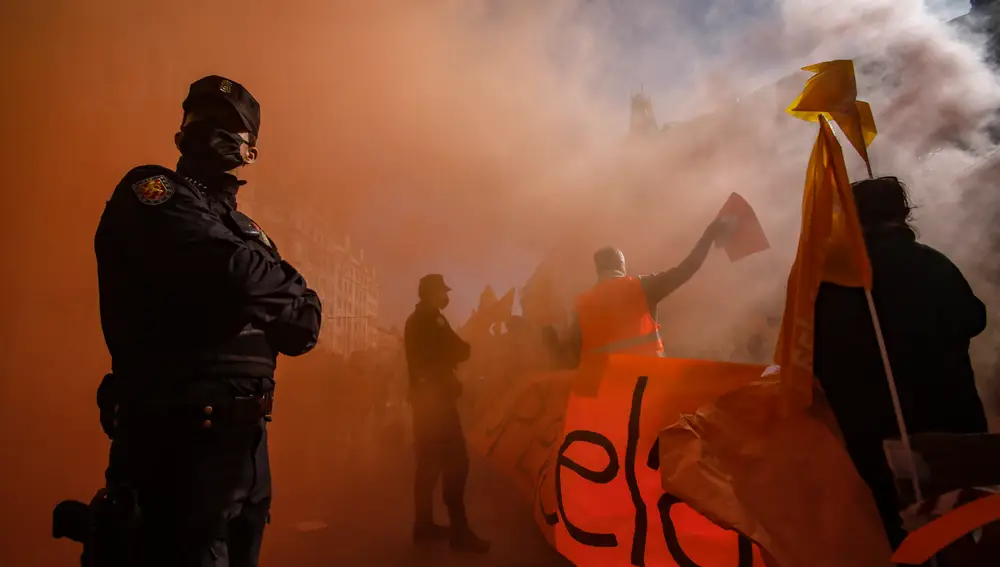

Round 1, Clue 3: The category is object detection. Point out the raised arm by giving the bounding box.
[642,218,731,304]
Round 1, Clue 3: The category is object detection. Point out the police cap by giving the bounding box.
[418,274,452,297]
[182,75,261,139]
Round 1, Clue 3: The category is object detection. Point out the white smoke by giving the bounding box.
[505,0,1000,416]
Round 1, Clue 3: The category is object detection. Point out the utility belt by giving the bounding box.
[111,326,277,379]
[114,360,276,380]
[117,392,274,432]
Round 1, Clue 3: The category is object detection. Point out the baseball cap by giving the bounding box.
[418,274,452,297]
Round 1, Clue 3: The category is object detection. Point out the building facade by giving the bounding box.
[239,201,379,355]
[323,235,380,355]
[373,325,403,351]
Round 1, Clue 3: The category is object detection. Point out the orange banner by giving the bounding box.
[467,356,769,566]
[658,376,895,567]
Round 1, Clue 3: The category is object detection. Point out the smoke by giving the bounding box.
[2,0,999,564]
[773,0,1000,411]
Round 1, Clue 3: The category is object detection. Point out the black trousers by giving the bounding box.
[410,394,470,529]
[113,421,271,567]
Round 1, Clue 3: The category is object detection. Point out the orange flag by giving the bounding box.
[657,374,896,567]
[787,60,878,175]
[774,114,871,408]
[493,287,515,327]
[714,193,770,262]
[461,286,499,337]
[520,276,567,329]
[480,285,499,310]
[462,285,516,337]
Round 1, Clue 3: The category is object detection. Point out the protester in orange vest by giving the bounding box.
[550,218,733,366]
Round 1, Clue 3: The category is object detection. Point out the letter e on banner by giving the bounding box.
[552,368,765,567]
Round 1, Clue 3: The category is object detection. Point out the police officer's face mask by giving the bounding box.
[178,121,249,172]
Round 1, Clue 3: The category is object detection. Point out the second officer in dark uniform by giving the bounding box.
[95,75,322,567]
[404,274,490,554]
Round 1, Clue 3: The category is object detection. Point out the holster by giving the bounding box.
[82,485,141,567]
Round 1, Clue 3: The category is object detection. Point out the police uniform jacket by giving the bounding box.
[95,164,322,398]
[403,302,470,398]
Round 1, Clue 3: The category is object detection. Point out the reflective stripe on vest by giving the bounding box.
[588,329,662,354]
[574,275,664,356]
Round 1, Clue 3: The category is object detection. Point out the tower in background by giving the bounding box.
[629,91,660,138]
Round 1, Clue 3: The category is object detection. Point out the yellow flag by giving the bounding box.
[775,115,872,407]
[787,60,878,173]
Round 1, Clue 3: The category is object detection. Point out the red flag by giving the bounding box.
[715,193,770,262]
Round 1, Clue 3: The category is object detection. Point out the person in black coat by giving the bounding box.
[814,176,988,549]
[94,75,322,567]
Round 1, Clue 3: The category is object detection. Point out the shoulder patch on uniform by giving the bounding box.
[131,175,175,206]
[230,210,274,249]
[436,316,447,327]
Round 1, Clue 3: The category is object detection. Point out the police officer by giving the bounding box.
[403,274,490,554]
[94,75,322,567]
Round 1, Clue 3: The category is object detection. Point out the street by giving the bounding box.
[259,416,573,567]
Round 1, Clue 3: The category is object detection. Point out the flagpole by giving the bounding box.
[868,287,940,567]
[791,60,929,557]
[864,289,923,503]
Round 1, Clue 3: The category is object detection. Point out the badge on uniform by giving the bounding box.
[249,220,272,248]
[436,316,446,327]
[131,175,174,206]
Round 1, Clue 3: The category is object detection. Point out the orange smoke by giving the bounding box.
[3,1,1000,564]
